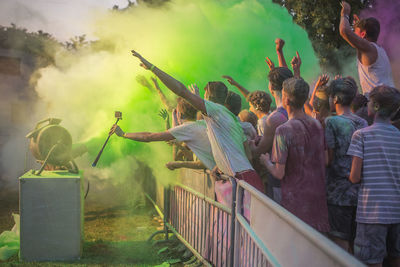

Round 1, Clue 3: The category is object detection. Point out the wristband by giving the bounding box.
[122,133,127,138]
[150,65,155,71]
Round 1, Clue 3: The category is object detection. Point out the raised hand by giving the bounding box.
[221,75,237,86]
[353,14,360,25]
[109,124,125,137]
[136,75,152,90]
[275,38,285,51]
[188,84,200,96]
[316,74,330,88]
[265,57,275,70]
[158,109,169,121]
[334,74,342,80]
[291,51,302,78]
[341,1,351,17]
[131,50,152,70]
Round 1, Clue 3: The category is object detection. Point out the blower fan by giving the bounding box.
[26,118,86,175]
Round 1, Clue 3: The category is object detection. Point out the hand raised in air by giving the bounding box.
[158,109,169,121]
[222,75,237,86]
[316,74,330,88]
[265,57,275,71]
[291,51,302,77]
[131,50,152,70]
[188,84,200,96]
[275,38,285,51]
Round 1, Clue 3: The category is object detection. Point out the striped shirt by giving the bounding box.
[347,122,400,224]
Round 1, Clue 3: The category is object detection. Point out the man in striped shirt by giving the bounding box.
[348,85,400,266]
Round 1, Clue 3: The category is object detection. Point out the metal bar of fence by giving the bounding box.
[167,177,236,267]
[236,180,364,267]
[234,184,281,267]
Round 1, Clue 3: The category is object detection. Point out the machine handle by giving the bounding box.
[26,118,62,138]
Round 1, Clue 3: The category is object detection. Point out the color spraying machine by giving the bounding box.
[19,118,87,262]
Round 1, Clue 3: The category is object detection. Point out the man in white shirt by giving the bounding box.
[131,50,264,194]
[110,97,215,171]
[339,1,394,95]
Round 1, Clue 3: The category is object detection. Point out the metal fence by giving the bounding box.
[148,169,365,267]
[166,177,236,267]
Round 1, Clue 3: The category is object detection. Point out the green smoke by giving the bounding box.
[33,0,319,189]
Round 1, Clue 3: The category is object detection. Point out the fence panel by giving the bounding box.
[234,180,365,267]
[167,175,236,267]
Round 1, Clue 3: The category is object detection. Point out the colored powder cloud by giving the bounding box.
[31,0,319,196]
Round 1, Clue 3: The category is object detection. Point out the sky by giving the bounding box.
[0,0,133,41]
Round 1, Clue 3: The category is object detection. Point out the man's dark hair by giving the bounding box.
[351,94,368,113]
[238,110,258,128]
[224,91,242,116]
[328,77,358,106]
[268,67,294,92]
[176,97,197,121]
[369,85,400,119]
[247,90,272,113]
[204,81,228,105]
[282,77,309,109]
[355,17,380,42]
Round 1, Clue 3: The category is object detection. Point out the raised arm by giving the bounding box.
[339,2,376,54]
[109,124,174,142]
[291,51,301,78]
[151,77,175,112]
[275,38,288,68]
[131,50,206,114]
[158,109,171,130]
[222,75,250,98]
[306,74,329,114]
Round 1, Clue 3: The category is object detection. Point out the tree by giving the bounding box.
[0,24,61,67]
[272,0,372,73]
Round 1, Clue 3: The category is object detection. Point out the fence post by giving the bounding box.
[164,185,170,240]
[229,177,237,267]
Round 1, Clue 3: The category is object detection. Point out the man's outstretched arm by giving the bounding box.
[131,50,206,114]
[165,160,207,170]
[110,124,175,142]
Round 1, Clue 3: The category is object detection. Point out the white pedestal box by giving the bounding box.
[19,170,84,262]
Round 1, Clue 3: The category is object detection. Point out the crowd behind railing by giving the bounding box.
[110,2,400,266]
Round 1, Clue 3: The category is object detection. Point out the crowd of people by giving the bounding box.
[110,2,400,266]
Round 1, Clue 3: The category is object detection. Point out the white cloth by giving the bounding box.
[168,120,216,170]
[240,121,257,140]
[257,114,268,136]
[357,42,394,95]
[203,100,253,176]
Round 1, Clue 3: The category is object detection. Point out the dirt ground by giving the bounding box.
[0,189,182,267]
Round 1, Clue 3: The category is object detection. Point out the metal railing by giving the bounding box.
[147,169,365,267]
[166,175,236,267]
[234,180,365,267]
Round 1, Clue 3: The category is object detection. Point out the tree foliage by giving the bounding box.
[272,0,373,73]
[0,24,62,68]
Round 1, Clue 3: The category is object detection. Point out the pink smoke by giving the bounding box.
[360,0,400,88]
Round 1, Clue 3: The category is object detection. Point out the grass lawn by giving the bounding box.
[0,189,177,267]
